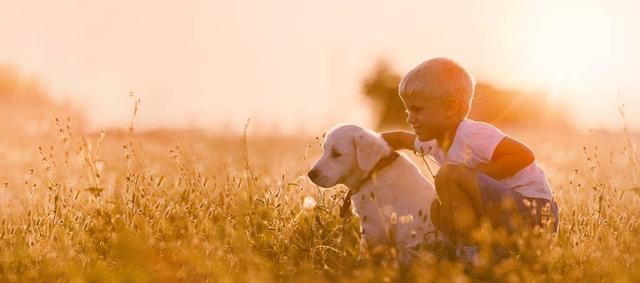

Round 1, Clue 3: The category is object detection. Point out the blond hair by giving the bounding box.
[398,57,475,118]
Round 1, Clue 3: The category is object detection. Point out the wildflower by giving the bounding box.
[399,214,414,224]
[390,212,398,224]
[95,160,105,173]
[302,196,316,209]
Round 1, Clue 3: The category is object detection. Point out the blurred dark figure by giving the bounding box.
[362,60,408,131]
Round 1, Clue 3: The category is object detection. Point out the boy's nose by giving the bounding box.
[406,112,416,124]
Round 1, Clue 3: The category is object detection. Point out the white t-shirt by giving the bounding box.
[414,119,553,200]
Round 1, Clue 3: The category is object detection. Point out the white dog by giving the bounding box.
[308,125,442,264]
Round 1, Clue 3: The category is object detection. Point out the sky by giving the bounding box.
[1,0,639,134]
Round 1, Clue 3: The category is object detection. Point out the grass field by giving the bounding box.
[0,117,639,282]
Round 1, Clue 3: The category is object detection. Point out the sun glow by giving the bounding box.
[524,4,619,98]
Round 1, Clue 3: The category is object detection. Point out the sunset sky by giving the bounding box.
[2,0,639,133]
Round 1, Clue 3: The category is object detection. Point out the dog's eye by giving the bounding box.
[331,149,342,158]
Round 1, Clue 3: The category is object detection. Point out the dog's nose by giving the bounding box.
[307,169,319,180]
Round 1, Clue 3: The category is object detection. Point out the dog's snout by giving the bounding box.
[307,169,319,180]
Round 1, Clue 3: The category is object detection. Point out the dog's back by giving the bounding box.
[351,154,440,262]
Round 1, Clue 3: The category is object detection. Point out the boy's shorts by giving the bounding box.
[477,173,559,233]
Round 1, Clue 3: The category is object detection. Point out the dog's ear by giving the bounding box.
[354,132,385,172]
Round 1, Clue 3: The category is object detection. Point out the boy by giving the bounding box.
[381,57,558,262]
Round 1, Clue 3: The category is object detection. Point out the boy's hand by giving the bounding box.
[380,131,417,151]
[478,136,535,180]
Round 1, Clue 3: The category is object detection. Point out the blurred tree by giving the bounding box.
[0,64,84,136]
[361,59,571,131]
[361,60,408,131]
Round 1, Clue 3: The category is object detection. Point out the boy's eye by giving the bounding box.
[406,108,421,114]
[331,149,342,158]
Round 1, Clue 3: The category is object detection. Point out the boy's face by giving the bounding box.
[401,92,454,142]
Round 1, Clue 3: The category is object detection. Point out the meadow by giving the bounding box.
[0,115,639,282]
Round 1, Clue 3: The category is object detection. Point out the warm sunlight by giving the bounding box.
[524,3,619,98]
[2,1,640,281]
[2,0,638,132]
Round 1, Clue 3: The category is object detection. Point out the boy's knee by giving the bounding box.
[434,168,469,198]
[434,167,458,196]
[437,164,461,180]
[436,166,481,199]
[435,165,471,188]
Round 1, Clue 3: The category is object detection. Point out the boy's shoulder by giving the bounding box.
[457,119,505,139]
[455,119,506,158]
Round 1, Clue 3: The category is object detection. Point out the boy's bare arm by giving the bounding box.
[380,131,417,151]
[478,136,535,180]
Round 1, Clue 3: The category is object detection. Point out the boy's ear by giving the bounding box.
[353,133,385,172]
[444,97,460,119]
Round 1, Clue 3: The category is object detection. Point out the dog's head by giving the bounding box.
[307,125,391,188]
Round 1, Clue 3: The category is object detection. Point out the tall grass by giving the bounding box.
[0,112,639,282]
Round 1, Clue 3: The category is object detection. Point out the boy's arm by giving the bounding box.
[380,131,417,151]
[477,136,535,180]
